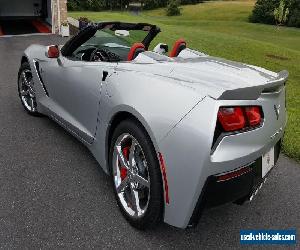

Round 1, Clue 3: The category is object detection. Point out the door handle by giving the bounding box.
[102,71,109,81]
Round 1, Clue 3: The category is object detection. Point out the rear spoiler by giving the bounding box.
[218,70,289,100]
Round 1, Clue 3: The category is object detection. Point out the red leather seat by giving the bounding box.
[170,39,187,57]
[127,43,146,61]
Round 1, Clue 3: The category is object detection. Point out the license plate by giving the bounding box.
[262,147,275,178]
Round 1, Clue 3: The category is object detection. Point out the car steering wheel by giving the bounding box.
[90,48,110,62]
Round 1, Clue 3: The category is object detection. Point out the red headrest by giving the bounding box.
[127,43,146,61]
[170,39,187,58]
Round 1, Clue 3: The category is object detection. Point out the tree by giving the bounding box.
[249,0,300,28]
[274,0,290,26]
[166,0,181,16]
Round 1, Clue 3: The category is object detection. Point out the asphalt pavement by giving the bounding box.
[0,35,299,249]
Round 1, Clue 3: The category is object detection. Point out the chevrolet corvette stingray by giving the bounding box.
[18,22,288,229]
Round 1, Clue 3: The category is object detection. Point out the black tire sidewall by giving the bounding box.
[109,119,164,230]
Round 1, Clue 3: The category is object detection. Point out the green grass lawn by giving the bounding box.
[69,0,300,162]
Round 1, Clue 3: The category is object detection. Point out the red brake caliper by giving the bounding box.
[120,146,130,181]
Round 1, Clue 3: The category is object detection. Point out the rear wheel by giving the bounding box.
[18,62,40,116]
[109,119,164,229]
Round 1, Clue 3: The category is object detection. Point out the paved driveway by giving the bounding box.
[0,35,299,249]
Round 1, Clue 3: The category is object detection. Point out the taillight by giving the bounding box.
[217,106,262,132]
[245,106,261,126]
[217,107,246,132]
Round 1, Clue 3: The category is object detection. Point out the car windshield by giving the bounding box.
[73,28,149,62]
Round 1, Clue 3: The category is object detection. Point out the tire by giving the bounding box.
[18,62,41,116]
[109,119,164,229]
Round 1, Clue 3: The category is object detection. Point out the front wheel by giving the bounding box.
[109,119,164,229]
[18,62,40,116]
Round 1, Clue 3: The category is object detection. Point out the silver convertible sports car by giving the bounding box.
[18,22,288,229]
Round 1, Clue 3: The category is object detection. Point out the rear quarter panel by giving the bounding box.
[89,69,206,174]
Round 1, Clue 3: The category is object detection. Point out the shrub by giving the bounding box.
[249,0,279,24]
[67,0,79,11]
[166,0,181,16]
[181,0,202,4]
[287,0,300,27]
[143,0,201,10]
[143,0,168,10]
[288,9,300,27]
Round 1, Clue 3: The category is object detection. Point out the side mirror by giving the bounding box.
[46,45,60,58]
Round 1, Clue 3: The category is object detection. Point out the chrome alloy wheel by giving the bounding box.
[18,69,37,112]
[112,133,151,218]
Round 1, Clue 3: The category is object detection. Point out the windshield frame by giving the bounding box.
[61,22,161,58]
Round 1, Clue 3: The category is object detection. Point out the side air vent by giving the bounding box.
[34,61,49,96]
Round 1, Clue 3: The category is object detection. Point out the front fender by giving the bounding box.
[21,45,50,113]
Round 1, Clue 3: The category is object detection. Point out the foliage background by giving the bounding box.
[250,0,300,28]
[67,0,203,11]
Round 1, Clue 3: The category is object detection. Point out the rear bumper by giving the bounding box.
[188,140,281,227]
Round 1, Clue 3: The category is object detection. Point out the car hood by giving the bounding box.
[117,54,287,100]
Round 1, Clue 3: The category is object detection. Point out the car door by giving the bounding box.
[40,56,113,144]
